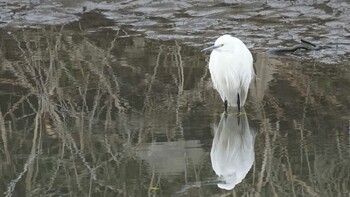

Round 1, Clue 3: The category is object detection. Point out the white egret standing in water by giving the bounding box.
[202,35,254,112]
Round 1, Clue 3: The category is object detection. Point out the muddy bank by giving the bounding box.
[1,0,349,63]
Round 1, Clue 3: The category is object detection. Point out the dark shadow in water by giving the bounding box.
[210,110,255,190]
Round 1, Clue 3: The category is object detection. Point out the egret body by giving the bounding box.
[202,35,254,111]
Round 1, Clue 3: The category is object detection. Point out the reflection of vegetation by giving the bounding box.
[245,57,350,197]
[0,20,211,196]
[0,25,134,196]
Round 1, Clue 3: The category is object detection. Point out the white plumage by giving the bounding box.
[202,35,254,111]
[210,111,255,190]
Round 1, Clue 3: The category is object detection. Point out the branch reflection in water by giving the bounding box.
[210,110,255,190]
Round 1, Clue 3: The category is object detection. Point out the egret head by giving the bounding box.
[201,35,236,52]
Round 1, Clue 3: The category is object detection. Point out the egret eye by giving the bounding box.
[220,44,224,47]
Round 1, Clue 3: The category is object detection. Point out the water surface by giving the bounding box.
[0,1,349,197]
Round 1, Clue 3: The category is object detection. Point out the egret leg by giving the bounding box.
[237,93,241,112]
[224,100,228,112]
[237,113,240,125]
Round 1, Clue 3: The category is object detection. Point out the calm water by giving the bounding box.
[0,1,350,197]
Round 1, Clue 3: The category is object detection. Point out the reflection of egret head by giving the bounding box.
[210,112,255,190]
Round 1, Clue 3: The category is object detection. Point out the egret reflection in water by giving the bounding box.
[210,111,255,190]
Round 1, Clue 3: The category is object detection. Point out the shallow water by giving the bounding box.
[0,1,350,197]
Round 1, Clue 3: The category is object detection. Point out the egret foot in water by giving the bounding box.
[224,100,228,112]
[237,111,247,117]
[237,93,241,112]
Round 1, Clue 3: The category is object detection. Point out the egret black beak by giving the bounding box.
[201,45,220,52]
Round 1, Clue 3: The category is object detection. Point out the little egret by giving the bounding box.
[202,35,254,112]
